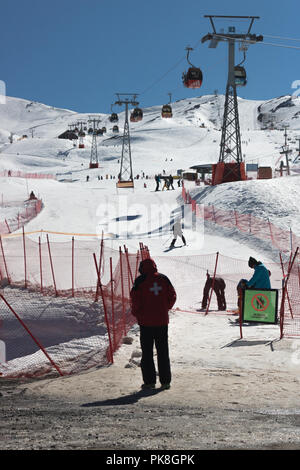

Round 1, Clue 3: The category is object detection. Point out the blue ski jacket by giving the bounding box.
[246,262,271,289]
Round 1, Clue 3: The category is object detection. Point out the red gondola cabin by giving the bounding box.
[130,108,143,122]
[183,67,203,89]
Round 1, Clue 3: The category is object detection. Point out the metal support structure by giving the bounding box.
[202,15,263,183]
[296,138,300,157]
[88,116,101,168]
[280,125,292,175]
[115,94,139,188]
[219,39,243,164]
[77,120,86,149]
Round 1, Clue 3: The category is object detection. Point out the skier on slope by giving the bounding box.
[168,175,174,190]
[155,174,160,191]
[169,218,186,249]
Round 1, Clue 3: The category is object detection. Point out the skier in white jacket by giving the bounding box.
[170,218,186,248]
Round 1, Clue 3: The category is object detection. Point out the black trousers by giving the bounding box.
[139,325,171,386]
[170,235,186,246]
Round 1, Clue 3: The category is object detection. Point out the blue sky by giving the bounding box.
[1,0,299,113]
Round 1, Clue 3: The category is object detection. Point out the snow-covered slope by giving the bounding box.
[0,94,299,176]
[1,94,300,379]
[1,92,300,248]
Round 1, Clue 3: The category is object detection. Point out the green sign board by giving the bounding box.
[242,289,278,324]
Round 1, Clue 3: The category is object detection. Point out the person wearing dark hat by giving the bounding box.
[236,257,271,312]
[246,257,271,289]
[130,258,177,391]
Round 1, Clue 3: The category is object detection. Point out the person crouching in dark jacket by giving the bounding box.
[130,258,177,390]
[201,271,226,311]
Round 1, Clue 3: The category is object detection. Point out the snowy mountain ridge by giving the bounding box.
[0,93,299,178]
[0,92,300,249]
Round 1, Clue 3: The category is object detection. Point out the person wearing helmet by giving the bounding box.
[130,258,176,391]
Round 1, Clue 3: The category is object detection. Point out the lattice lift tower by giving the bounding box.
[202,15,263,184]
[77,120,86,149]
[88,116,101,168]
[115,93,139,188]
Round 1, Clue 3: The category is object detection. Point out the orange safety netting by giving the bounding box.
[0,199,43,235]
[182,186,299,254]
[0,228,298,378]
[0,170,56,179]
[154,251,284,314]
[0,234,150,378]
[279,249,300,338]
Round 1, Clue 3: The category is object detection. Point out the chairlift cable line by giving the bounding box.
[214,33,300,50]
[264,34,300,42]
[138,33,300,106]
[139,37,203,97]
[256,41,300,51]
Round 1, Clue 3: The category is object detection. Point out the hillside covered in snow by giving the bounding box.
[1,92,300,252]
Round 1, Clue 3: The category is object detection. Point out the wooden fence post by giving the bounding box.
[0,235,10,284]
[39,236,43,294]
[22,227,27,288]
[46,234,57,296]
[119,247,126,336]
[205,252,219,316]
[72,237,74,297]
[93,253,114,364]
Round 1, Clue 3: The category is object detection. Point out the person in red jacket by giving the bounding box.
[130,258,177,390]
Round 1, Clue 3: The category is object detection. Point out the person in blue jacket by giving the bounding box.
[246,257,271,289]
[236,257,271,310]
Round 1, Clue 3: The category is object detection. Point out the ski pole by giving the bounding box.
[163,235,173,246]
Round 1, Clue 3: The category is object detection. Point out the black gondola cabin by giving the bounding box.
[109,113,118,123]
[161,104,173,118]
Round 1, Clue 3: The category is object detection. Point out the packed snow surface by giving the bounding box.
[1,93,300,377]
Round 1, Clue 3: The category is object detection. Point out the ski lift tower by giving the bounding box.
[88,116,101,168]
[202,15,263,185]
[77,120,86,149]
[115,93,139,188]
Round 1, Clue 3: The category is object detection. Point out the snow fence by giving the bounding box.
[280,248,300,338]
[0,237,149,378]
[0,198,43,235]
[181,185,300,338]
[0,170,56,179]
[182,185,299,255]
[0,228,299,379]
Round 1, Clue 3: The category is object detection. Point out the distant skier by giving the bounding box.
[170,218,186,248]
[162,177,170,191]
[155,174,160,191]
[29,191,37,200]
[168,175,174,190]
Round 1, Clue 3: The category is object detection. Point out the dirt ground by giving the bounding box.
[2,319,300,454]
